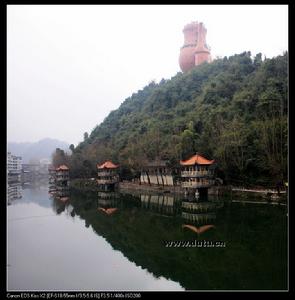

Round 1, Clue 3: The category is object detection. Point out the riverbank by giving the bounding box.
[119,181,183,194]
[231,187,287,202]
[119,181,232,197]
[70,178,98,191]
[69,178,287,203]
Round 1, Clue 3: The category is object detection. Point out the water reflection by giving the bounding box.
[8,185,184,291]
[56,186,70,202]
[181,199,223,225]
[7,183,22,205]
[51,186,72,215]
[140,194,179,216]
[7,185,287,291]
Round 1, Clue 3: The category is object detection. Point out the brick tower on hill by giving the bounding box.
[179,21,211,72]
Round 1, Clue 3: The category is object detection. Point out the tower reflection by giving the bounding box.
[51,186,71,215]
[97,191,119,215]
[181,198,224,234]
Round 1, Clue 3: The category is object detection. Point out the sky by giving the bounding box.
[7,5,288,146]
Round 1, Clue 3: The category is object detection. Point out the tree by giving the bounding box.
[253,52,263,67]
[69,144,75,153]
[179,121,199,159]
[218,118,249,176]
[52,148,69,168]
[253,116,287,182]
[68,52,287,186]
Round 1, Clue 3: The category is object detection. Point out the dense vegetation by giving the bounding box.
[53,51,288,187]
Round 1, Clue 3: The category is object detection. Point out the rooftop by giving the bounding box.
[97,161,119,169]
[56,165,69,171]
[180,153,214,166]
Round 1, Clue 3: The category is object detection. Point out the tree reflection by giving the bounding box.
[64,189,287,290]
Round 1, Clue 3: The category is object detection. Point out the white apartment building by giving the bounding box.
[7,152,22,175]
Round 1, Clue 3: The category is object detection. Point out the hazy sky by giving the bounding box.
[7,5,288,146]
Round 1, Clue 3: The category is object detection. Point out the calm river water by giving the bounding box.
[7,182,288,291]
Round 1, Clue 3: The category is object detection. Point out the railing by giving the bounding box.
[181,180,214,188]
[182,212,216,223]
[182,201,216,212]
[181,171,212,177]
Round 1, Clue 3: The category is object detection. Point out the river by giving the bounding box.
[7,182,288,291]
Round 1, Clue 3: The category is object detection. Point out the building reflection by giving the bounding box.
[49,185,69,199]
[7,183,22,205]
[56,186,70,202]
[48,185,57,197]
[55,189,287,290]
[140,193,180,217]
[51,186,71,215]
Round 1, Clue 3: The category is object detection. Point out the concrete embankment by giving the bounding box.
[69,179,232,196]
[70,178,98,191]
[118,181,184,194]
[119,181,233,196]
[230,187,287,202]
[69,178,287,202]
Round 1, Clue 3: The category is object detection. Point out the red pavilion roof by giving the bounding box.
[180,154,214,166]
[56,165,69,171]
[97,161,119,169]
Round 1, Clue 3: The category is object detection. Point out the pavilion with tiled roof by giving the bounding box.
[180,153,215,166]
[180,153,216,196]
[97,161,119,191]
[55,164,69,186]
[97,161,119,169]
[56,164,69,171]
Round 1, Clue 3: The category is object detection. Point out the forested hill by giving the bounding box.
[64,51,287,186]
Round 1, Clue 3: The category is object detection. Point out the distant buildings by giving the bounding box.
[22,163,40,182]
[7,152,53,184]
[7,152,22,182]
[39,158,51,174]
[7,152,22,174]
[21,160,50,183]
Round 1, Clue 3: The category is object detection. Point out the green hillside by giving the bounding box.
[56,51,288,187]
